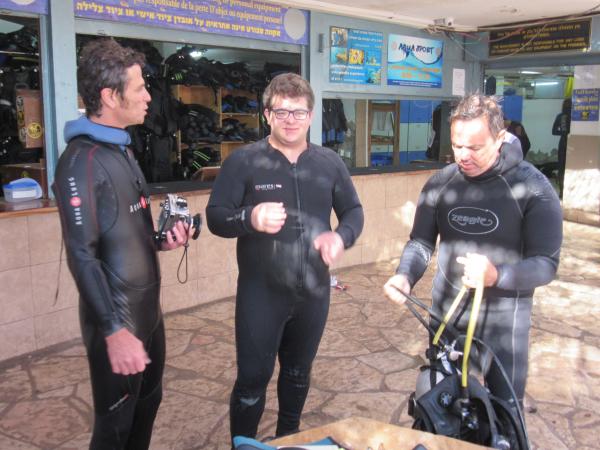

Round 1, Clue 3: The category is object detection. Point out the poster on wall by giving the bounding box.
[73,0,309,45]
[329,26,383,84]
[572,88,599,121]
[0,0,47,14]
[387,34,443,88]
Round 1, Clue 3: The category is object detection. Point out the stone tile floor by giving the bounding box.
[0,221,599,449]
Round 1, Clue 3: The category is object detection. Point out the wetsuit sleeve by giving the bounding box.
[332,160,364,248]
[206,152,255,238]
[494,171,563,291]
[396,175,440,288]
[53,149,124,337]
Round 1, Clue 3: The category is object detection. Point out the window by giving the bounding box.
[75,35,300,189]
[323,97,452,170]
[0,16,46,203]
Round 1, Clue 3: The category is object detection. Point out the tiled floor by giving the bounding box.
[0,221,599,449]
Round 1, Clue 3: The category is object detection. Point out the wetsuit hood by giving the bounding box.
[466,137,523,182]
[64,115,131,148]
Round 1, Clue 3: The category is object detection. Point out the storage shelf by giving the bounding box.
[172,85,259,163]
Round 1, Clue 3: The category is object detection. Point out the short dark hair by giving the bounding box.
[262,73,314,111]
[77,38,146,117]
[450,94,505,139]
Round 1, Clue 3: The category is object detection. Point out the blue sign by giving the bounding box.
[73,0,309,45]
[572,88,599,121]
[329,26,383,85]
[387,34,443,88]
[0,0,47,14]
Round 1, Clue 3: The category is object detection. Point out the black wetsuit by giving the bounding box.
[53,118,164,450]
[206,138,363,441]
[397,139,562,403]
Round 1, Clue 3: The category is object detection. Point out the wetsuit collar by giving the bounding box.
[463,139,523,182]
[64,115,131,151]
[265,136,310,163]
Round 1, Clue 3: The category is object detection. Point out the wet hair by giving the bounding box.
[262,73,314,111]
[450,94,505,139]
[77,38,146,117]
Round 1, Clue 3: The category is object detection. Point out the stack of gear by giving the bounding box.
[322,99,348,148]
[165,47,206,86]
[181,143,221,179]
[263,62,300,83]
[221,118,258,142]
[166,48,259,96]
[221,94,258,113]
[219,61,251,91]
[127,73,180,183]
[179,103,221,144]
[165,48,224,105]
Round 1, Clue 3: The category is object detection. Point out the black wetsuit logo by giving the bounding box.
[448,207,499,235]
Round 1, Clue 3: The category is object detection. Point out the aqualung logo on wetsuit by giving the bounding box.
[129,196,150,214]
[254,183,283,191]
[448,207,499,235]
[67,177,83,226]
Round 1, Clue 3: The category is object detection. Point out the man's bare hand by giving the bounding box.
[161,220,194,251]
[251,202,287,233]
[456,252,498,288]
[383,274,411,306]
[313,231,344,266]
[105,328,150,375]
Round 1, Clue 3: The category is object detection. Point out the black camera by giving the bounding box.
[155,194,201,243]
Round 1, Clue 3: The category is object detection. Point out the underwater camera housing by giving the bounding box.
[155,194,201,243]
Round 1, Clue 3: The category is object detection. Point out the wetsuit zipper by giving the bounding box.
[291,163,305,290]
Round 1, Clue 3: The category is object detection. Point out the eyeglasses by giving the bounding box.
[270,109,310,120]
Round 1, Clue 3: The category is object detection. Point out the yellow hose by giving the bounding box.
[461,277,484,388]
[432,285,467,346]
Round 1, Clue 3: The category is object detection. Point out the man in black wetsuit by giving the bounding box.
[53,38,193,449]
[384,94,562,406]
[206,73,363,444]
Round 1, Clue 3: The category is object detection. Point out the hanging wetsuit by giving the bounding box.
[396,139,562,403]
[53,116,164,450]
[206,138,363,442]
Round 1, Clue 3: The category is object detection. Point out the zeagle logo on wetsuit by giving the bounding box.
[448,207,499,235]
[67,177,83,226]
[254,183,283,191]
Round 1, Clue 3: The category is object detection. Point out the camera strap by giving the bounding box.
[177,238,190,284]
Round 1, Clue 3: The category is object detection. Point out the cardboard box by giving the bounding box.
[0,162,48,198]
[15,89,44,149]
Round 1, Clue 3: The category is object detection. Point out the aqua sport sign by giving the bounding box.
[387,34,443,88]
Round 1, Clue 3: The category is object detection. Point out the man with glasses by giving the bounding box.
[206,73,363,444]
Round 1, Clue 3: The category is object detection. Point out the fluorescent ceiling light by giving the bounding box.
[533,81,559,86]
[520,70,542,74]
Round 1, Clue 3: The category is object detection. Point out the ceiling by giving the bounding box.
[272,0,600,31]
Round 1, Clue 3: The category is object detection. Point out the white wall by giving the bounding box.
[522,98,563,157]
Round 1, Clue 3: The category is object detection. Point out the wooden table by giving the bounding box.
[270,417,489,449]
